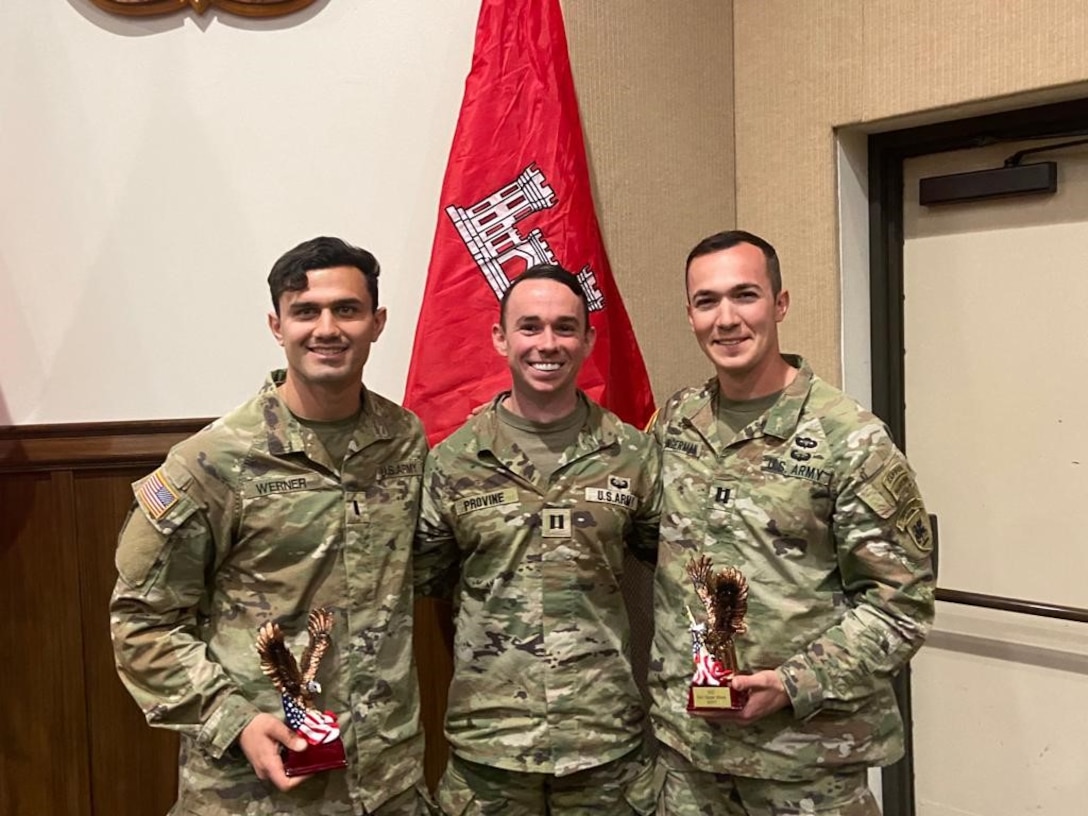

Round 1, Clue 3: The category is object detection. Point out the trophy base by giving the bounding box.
[687,680,748,712]
[283,738,348,777]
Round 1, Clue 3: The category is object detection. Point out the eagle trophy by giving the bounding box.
[257,607,333,708]
[255,607,346,775]
[686,555,748,673]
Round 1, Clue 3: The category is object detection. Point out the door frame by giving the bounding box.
[867,95,1088,816]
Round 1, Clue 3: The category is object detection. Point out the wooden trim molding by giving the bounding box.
[89,0,318,18]
[0,419,212,473]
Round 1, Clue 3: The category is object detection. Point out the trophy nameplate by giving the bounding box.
[256,607,348,776]
[686,556,749,713]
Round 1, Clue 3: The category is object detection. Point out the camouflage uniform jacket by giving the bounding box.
[109,371,426,814]
[648,357,935,781]
[414,393,660,776]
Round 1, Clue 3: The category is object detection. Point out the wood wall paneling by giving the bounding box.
[0,420,202,472]
[75,469,179,816]
[0,471,92,816]
[413,598,454,792]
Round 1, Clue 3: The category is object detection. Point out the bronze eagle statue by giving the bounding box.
[256,607,335,710]
[686,555,748,671]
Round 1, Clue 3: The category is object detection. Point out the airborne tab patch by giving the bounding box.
[134,468,180,520]
[455,488,519,517]
[880,463,913,502]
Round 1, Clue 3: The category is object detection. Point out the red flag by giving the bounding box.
[404,0,655,444]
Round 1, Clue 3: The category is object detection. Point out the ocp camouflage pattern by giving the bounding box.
[648,357,935,781]
[110,371,427,814]
[414,393,661,776]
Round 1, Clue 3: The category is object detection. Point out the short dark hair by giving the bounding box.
[685,230,782,296]
[499,264,590,329]
[267,237,380,315]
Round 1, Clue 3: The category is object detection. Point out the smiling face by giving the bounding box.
[686,242,790,394]
[492,277,595,416]
[268,265,387,402]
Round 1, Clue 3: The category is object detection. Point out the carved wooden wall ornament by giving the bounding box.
[90,0,317,18]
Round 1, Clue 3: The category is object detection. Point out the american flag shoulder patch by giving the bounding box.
[135,468,181,520]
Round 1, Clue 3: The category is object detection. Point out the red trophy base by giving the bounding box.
[687,675,748,712]
[283,738,348,777]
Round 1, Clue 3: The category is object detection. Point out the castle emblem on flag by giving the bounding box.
[403,0,656,444]
[446,163,605,311]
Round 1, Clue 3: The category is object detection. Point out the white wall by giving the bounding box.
[0,0,479,424]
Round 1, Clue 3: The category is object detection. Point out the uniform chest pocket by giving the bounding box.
[734,460,835,559]
[351,475,422,528]
[238,479,341,567]
[703,480,739,536]
[660,447,718,547]
[567,498,633,576]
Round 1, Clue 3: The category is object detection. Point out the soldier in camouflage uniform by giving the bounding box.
[647,231,935,815]
[414,265,660,815]
[110,237,432,815]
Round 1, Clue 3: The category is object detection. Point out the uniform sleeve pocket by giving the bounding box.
[116,470,200,587]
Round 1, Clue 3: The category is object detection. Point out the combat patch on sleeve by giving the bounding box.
[857,459,933,559]
[896,498,933,555]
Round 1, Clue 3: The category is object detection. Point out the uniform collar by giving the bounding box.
[675,355,814,446]
[469,391,619,470]
[760,355,814,440]
[259,370,393,461]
